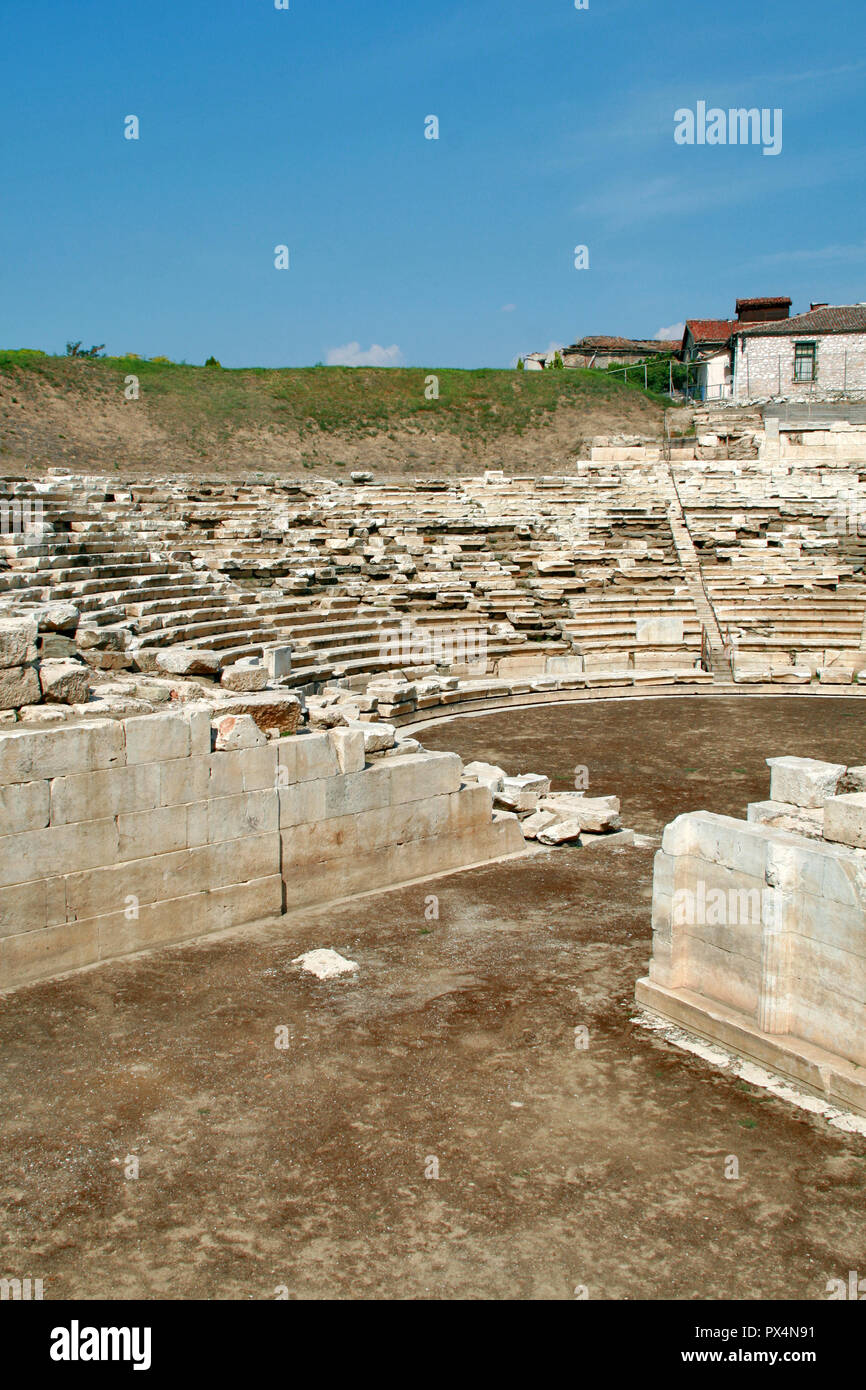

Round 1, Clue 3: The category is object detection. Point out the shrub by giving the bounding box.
[204,356,221,368]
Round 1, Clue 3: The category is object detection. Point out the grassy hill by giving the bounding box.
[0,350,684,479]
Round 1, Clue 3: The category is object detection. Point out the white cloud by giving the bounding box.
[325,341,403,367]
[656,322,685,340]
[501,303,517,313]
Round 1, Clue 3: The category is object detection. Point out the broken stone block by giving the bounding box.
[521,808,559,840]
[329,727,366,774]
[221,659,268,692]
[219,691,303,734]
[35,602,79,634]
[0,618,38,670]
[747,799,824,840]
[213,713,267,751]
[766,755,845,809]
[0,663,41,710]
[345,719,396,753]
[539,792,621,832]
[155,647,222,677]
[823,793,866,850]
[495,773,550,812]
[462,760,506,793]
[38,659,93,705]
[537,817,583,845]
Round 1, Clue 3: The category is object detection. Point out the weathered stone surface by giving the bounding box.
[766,756,845,809]
[823,793,866,850]
[0,664,41,711]
[155,648,222,677]
[219,691,303,734]
[521,808,559,840]
[221,660,268,693]
[537,817,583,845]
[35,602,79,634]
[39,659,92,705]
[462,761,506,793]
[345,719,396,753]
[539,793,621,832]
[495,773,551,812]
[213,714,267,752]
[0,619,38,671]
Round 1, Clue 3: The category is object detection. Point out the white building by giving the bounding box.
[732,305,866,403]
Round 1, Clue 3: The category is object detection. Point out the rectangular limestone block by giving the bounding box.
[0,617,38,670]
[206,789,278,844]
[206,875,283,932]
[323,768,393,819]
[0,878,53,938]
[182,702,214,757]
[0,720,124,785]
[282,813,358,866]
[368,751,462,807]
[823,793,866,850]
[63,835,280,920]
[159,756,211,808]
[124,713,191,765]
[0,816,119,889]
[96,892,209,963]
[766,755,845,809]
[116,804,191,861]
[277,732,339,785]
[207,745,278,798]
[661,812,769,879]
[278,780,327,829]
[328,727,366,775]
[0,780,49,835]
[0,664,41,711]
[353,794,452,854]
[50,762,162,826]
[1,916,99,988]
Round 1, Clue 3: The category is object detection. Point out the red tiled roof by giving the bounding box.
[684,320,736,345]
[736,296,791,311]
[738,305,866,336]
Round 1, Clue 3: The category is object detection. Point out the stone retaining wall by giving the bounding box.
[637,757,866,1113]
[0,709,524,990]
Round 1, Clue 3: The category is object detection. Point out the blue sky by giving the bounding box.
[1,0,864,368]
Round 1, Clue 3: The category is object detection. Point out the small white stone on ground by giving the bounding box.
[292,949,359,980]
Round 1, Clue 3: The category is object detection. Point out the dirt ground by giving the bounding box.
[0,370,665,480]
[1,695,864,1301]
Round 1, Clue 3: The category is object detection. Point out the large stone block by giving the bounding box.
[124,713,191,766]
[0,817,119,888]
[278,731,339,785]
[220,691,302,734]
[766,755,845,809]
[329,727,366,774]
[278,780,326,829]
[823,792,866,850]
[207,789,278,844]
[38,659,92,705]
[50,761,162,826]
[0,618,38,670]
[0,721,125,786]
[370,752,462,806]
[207,745,278,798]
[0,779,50,836]
[1,917,100,988]
[0,664,41,711]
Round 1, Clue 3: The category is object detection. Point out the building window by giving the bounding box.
[794,341,817,382]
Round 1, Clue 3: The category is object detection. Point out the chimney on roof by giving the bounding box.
[810,302,828,311]
[735,297,791,324]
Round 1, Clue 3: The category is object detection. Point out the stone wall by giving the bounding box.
[0,709,524,990]
[636,756,866,1114]
[734,331,866,403]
